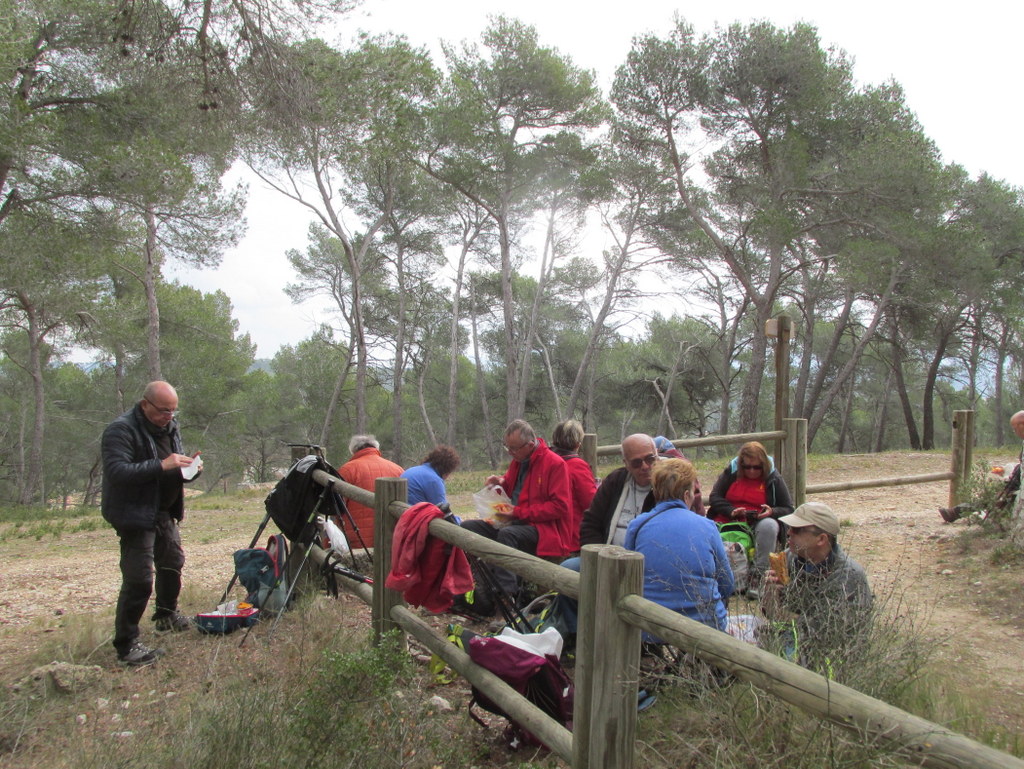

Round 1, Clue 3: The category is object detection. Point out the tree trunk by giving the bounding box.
[391,244,408,464]
[890,341,922,450]
[446,238,473,446]
[497,213,521,423]
[921,341,947,452]
[143,205,162,381]
[836,377,856,453]
[15,296,46,505]
[872,370,893,452]
[318,333,354,452]
[737,306,771,433]
[993,324,1011,446]
[801,290,854,420]
[416,350,437,447]
[470,276,499,469]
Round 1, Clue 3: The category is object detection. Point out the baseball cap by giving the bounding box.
[780,502,839,536]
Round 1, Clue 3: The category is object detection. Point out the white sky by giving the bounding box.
[166,0,1024,359]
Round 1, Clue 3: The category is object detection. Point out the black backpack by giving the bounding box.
[264,455,344,543]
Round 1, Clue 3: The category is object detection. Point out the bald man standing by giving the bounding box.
[101,381,201,666]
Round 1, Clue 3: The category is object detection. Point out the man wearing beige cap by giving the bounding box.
[760,502,872,668]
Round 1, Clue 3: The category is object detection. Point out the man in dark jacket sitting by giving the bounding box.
[101,381,201,666]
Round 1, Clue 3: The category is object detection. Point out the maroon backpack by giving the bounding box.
[466,633,574,750]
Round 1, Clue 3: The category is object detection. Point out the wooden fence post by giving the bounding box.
[948,411,973,508]
[770,314,792,465]
[581,433,597,476]
[573,545,644,769]
[783,418,807,508]
[372,477,406,645]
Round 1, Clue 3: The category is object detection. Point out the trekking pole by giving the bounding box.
[471,555,532,631]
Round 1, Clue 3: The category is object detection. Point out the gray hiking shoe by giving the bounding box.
[154,611,193,633]
[938,507,961,523]
[118,640,165,667]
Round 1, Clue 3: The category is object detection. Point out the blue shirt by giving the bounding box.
[400,463,448,506]
[625,498,735,632]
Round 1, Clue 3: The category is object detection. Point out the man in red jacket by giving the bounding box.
[458,419,572,615]
[338,435,403,549]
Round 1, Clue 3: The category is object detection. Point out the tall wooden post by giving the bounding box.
[768,315,792,466]
[581,433,598,477]
[372,477,406,645]
[783,418,807,507]
[573,545,643,769]
[948,411,973,509]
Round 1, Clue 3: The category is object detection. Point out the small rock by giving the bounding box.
[11,662,104,695]
[940,569,954,576]
[76,714,87,725]
[974,581,983,586]
[428,695,454,712]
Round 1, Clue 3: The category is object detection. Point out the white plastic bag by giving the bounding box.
[472,484,514,520]
[324,518,350,555]
[497,625,564,659]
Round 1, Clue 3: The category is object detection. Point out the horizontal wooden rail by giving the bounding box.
[616,593,1022,769]
[595,430,786,458]
[389,603,574,760]
[807,471,955,495]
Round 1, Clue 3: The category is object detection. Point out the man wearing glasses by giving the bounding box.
[101,381,201,666]
[458,419,572,614]
[579,434,659,548]
[760,502,872,668]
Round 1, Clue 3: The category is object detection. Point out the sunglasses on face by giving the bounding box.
[740,463,762,471]
[628,454,658,469]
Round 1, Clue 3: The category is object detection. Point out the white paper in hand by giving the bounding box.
[181,454,203,480]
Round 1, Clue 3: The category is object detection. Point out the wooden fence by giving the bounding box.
[300,423,1022,769]
[580,411,975,510]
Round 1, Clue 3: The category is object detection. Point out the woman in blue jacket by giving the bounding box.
[625,458,734,631]
[400,445,460,508]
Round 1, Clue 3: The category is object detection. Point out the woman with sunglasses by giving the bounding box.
[708,441,793,593]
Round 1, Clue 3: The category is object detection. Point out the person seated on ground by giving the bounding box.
[654,435,684,459]
[579,433,658,548]
[401,445,460,509]
[940,409,1024,523]
[550,419,597,553]
[337,434,403,548]
[760,502,873,669]
[708,441,793,594]
[625,458,734,632]
[457,420,572,615]
[654,435,705,516]
[549,433,658,640]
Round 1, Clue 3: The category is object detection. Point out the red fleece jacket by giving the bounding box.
[385,502,473,612]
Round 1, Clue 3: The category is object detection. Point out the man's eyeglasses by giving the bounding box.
[627,454,658,469]
[504,439,534,455]
[740,463,762,471]
[145,397,178,416]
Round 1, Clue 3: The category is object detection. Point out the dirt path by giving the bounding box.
[799,452,1024,731]
[2,452,1022,735]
